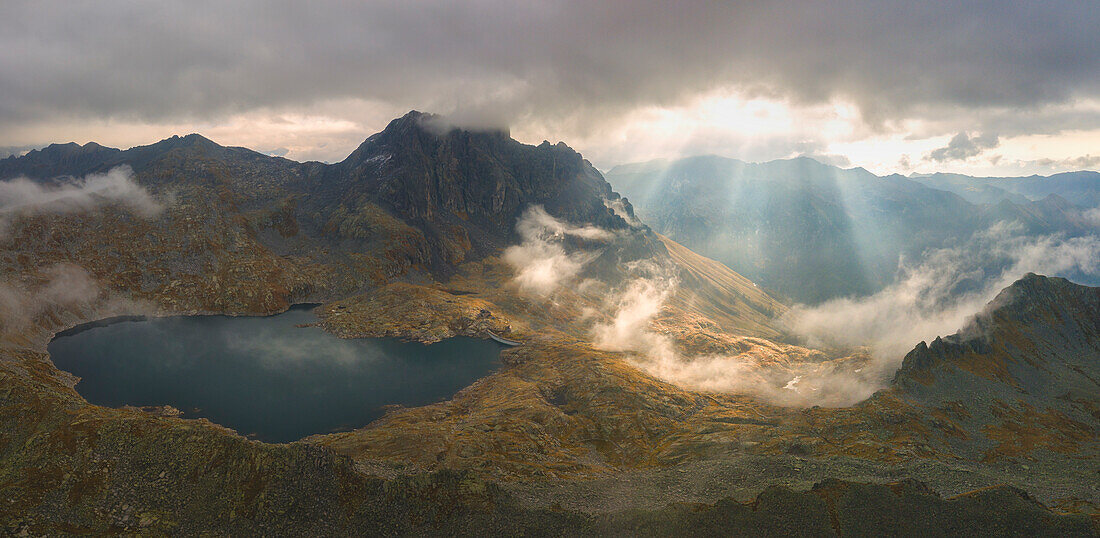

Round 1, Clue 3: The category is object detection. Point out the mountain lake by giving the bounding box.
[48,305,505,443]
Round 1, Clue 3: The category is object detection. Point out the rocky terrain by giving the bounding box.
[0,113,1097,534]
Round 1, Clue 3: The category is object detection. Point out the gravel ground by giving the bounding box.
[501,454,1100,514]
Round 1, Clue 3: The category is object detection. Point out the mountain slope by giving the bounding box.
[0,113,695,343]
[313,111,654,270]
[886,273,1100,462]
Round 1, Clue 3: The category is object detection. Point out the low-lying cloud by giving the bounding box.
[603,198,641,228]
[0,166,162,216]
[503,205,613,296]
[0,263,100,332]
[503,208,886,407]
[784,221,1100,377]
[607,222,1100,406]
[591,269,882,407]
[592,268,677,356]
[0,166,164,237]
[504,208,1100,408]
[223,323,371,369]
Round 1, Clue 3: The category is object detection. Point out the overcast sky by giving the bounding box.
[2,1,1098,175]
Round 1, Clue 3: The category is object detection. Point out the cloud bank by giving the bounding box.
[784,222,1100,376]
[0,166,163,236]
[2,1,1098,163]
[505,209,1100,408]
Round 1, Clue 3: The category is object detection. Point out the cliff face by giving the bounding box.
[332,112,633,238]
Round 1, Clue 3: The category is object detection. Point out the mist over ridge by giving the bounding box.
[5,125,1096,410]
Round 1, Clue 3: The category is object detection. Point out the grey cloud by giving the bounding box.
[927,131,1000,162]
[1031,154,1100,170]
[1,1,1098,139]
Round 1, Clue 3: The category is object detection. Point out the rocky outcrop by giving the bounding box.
[871,274,1100,464]
[892,273,1100,396]
[335,112,633,234]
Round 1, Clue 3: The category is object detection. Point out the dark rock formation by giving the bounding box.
[883,273,1100,464]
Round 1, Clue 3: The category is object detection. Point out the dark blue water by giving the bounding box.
[48,306,504,442]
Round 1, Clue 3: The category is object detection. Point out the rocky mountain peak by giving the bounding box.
[332,111,623,229]
[986,272,1096,315]
[284,111,651,275]
[145,133,221,153]
[892,273,1100,398]
[26,141,120,161]
[342,110,513,168]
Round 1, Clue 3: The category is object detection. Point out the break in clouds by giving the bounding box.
[505,207,1100,407]
[2,1,1098,153]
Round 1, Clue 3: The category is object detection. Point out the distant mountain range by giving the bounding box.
[606,156,1100,304]
[911,170,1100,207]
